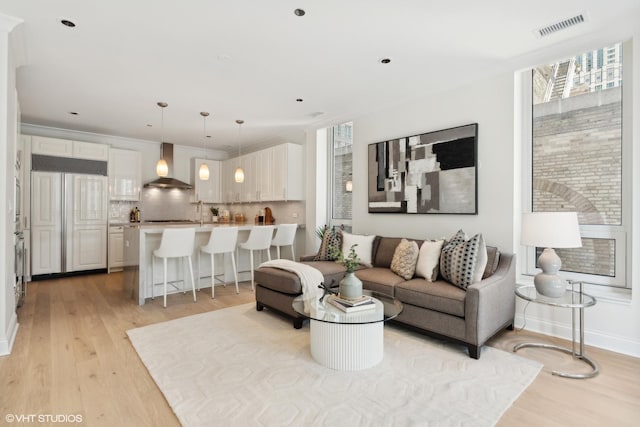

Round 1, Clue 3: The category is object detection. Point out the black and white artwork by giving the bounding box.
[368,123,478,214]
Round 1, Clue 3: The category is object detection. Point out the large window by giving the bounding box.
[328,122,353,227]
[525,41,630,289]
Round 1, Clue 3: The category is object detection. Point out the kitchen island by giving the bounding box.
[123,222,304,305]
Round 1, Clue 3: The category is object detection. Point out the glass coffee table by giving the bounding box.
[292,290,403,371]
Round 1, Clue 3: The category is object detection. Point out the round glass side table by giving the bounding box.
[513,282,598,379]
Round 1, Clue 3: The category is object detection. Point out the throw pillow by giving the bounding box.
[415,239,445,281]
[341,232,376,267]
[390,239,420,280]
[314,226,343,261]
[440,230,488,289]
[482,246,501,279]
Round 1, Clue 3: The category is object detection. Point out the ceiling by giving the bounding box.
[1,1,639,153]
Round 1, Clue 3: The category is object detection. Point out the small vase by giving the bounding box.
[339,272,363,300]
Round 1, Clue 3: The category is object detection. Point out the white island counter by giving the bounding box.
[123,223,304,305]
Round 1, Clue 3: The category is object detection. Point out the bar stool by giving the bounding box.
[152,227,196,308]
[198,227,239,298]
[270,224,298,260]
[238,225,274,290]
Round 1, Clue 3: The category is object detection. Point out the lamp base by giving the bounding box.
[534,273,566,298]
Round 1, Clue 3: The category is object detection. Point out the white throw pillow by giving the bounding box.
[415,240,445,281]
[341,232,376,267]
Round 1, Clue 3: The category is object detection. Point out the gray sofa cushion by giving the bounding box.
[255,261,346,295]
[395,278,467,318]
[373,237,423,268]
[356,267,405,297]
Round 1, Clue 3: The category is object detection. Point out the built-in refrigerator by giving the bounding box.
[31,170,108,276]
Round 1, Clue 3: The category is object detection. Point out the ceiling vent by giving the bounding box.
[535,14,585,38]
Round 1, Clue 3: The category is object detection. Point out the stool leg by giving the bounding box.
[163,258,168,308]
[231,251,239,294]
[210,253,215,299]
[151,255,155,300]
[249,250,255,291]
[267,247,271,261]
[276,246,281,259]
[187,255,196,303]
[196,250,201,291]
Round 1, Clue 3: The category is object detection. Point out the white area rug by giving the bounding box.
[127,304,541,427]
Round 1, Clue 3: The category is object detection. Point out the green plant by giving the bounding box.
[315,225,327,241]
[210,207,219,216]
[331,244,360,273]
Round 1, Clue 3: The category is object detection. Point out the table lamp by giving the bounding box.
[521,212,582,297]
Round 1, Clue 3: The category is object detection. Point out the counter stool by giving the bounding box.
[152,227,196,308]
[270,224,297,260]
[238,225,274,290]
[198,227,239,298]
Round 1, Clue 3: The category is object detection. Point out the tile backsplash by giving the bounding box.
[110,189,306,225]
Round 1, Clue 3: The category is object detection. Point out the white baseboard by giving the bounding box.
[515,313,640,358]
[0,312,19,356]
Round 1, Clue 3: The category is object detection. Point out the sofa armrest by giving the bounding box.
[464,253,516,346]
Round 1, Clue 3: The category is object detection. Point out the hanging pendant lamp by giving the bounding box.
[199,112,210,181]
[156,102,169,177]
[234,119,245,183]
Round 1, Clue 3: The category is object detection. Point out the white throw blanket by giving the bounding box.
[258,259,324,313]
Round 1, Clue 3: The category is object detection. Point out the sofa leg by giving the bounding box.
[506,323,514,331]
[293,318,303,329]
[256,301,264,311]
[468,345,480,359]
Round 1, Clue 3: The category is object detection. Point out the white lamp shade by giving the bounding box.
[156,159,168,177]
[521,212,582,248]
[199,163,210,180]
[234,166,245,183]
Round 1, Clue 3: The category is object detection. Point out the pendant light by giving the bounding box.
[198,112,210,181]
[155,102,169,177]
[234,119,245,183]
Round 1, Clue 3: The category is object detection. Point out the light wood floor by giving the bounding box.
[1,273,639,426]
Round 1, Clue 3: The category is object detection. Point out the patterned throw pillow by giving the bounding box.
[439,230,488,289]
[390,239,420,280]
[314,226,343,261]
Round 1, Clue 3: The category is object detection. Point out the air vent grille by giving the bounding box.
[536,14,585,38]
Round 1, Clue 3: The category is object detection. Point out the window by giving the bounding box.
[328,122,353,228]
[527,42,629,289]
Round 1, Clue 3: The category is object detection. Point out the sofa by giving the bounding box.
[254,234,515,359]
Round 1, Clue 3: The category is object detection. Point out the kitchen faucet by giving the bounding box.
[198,200,204,226]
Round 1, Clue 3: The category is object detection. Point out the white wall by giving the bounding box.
[0,16,22,355]
[351,72,516,252]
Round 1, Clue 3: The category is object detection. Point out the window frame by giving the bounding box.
[326,121,353,229]
[520,40,632,291]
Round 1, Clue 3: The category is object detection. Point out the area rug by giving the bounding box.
[127,303,541,427]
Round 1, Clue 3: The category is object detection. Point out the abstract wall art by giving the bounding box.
[368,123,478,214]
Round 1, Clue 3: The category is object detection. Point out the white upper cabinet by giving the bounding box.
[31,136,109,161]
[31,136,73,157]
[192,158,221,203]
[73,140,109,161]
[220,143,303,203]
[109,148,142,201]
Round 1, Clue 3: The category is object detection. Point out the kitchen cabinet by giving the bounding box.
[191,158,221,203]
[108,225,124,272]
[219,143,303,203]
[31,135,108,161]
[109,148,142,201]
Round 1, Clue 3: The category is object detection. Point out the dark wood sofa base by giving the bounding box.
[390,319,515,360]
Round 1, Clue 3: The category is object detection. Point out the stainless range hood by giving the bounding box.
[144,143,193,190]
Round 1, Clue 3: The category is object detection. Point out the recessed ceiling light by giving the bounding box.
[296,98,303,102]
[60,19,76,28]
[147,124,153,127]
[69,111,79,115]
[294,9,306,17]
[379,58,391,64]
[206,135,211,138]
